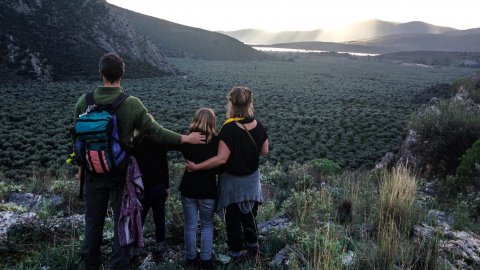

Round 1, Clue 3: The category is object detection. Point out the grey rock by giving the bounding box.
[428,97,440,107]
[258,216,291,234]
[8,192,63,210]
[138,254,156,270]
[342,250,355,266]
[0,211,36,239]
[413,222,480,269]
[425,181,439,196]
[427,209,453,227]
[374,152,395,171]
[269,245,294,269]
[396,129,417,168]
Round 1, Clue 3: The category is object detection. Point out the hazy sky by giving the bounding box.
[107,0,480,31]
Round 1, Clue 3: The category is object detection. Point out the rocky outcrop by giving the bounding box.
[374,152,395,171]
[258,216,291,234]
[8,192,63,210]
[0,211,36,240]
[0,0,175,81]
[414,210,480,269]
[0,192,81,240]
[396,129,417,168]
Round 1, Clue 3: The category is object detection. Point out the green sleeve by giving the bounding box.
[133,98,181,144]
[74,94,86,119]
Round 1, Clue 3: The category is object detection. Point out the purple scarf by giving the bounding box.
[119,157,145,247]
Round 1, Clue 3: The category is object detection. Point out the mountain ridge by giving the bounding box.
[114,6,261,61]
[219,19,457,44]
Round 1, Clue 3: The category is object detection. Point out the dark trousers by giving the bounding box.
[225,202,259,252]
[82,173,130,270]
[141,184,167,243]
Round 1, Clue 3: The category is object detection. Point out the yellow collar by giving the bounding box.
[223,117,244,125]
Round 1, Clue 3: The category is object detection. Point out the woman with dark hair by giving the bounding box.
[186,86,269,261]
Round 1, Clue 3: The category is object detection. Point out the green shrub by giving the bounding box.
[409,98,480,177]
[456,139,480,191]
[452,77,476,91]
[308,158,342,177]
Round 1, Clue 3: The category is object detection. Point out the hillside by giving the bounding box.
[350,30,480,52]
[114,7,262,61]
[377,51,480,67]
[219,19,455,44]
[0,0,176,81]
[0,0,262,82]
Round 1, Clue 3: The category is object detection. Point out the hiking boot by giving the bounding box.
[229,250,247,265]
[199,259,214,270]
[131,247,143,267]
[247,246,260,260]
[131,254,143,268]
[184,258,198,270]
[151,242,167,263]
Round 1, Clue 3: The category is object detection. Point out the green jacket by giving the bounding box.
[74,86,181,145]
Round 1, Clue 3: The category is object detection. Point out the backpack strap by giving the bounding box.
[85,92,95,106]
[111,93,129,110]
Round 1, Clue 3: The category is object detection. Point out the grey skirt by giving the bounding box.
[216,170,263,216]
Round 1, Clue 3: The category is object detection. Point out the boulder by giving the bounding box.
[270,246,292,269]
[413,220,480,269]
[396,129,417,168]
[342,250,355,266]
[373,152,395,171]
[258,216,291,234]
[0,211,36,239]
[8,192,63,210]
[424,181,439,196]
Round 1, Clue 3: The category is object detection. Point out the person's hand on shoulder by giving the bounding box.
[181,132,206,144]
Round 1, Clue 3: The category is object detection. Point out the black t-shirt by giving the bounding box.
[179,136,222,199]
[219,118,268,176]
[133,137,169,189]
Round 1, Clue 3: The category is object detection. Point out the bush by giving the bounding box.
[456,139,480,191]
[308,158,342,177]
[409,98,480,177]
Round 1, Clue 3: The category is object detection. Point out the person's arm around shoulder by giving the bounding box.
[186,140,230,172]
[131,97,205,144]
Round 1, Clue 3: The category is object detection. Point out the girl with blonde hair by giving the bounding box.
[177,107,221,270]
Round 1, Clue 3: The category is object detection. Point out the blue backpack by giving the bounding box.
[74,92,129,176]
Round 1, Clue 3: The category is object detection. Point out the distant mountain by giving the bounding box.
[219,20,456,44]
[257,27,480,55]
[115,7,261,61]
[349,29,480,52]
[218,29,324,45]
[0,0,177,81]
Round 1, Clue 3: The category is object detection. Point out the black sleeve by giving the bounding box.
[258,120,268,144]
[219,124,234,150]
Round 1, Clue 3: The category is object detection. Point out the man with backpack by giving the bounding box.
[73,53,205,270]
